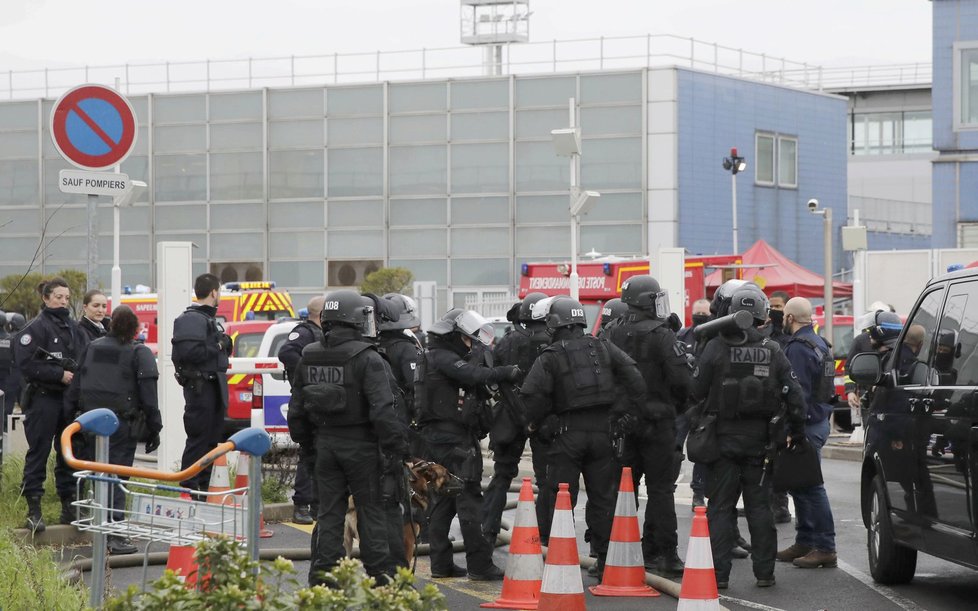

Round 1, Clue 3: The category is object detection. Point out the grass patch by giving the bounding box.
[0,530,88,610]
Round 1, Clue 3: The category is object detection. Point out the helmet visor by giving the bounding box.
[361,305,377,338]
[456,310,494,346]
[530,296,557,321]
[654,291,671,319]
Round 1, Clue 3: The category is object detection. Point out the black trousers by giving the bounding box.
[424,439,495,575]
[626,418,679,560]
[706,455,776,582]
[310,434,394,584]
[547,429,615,558]
[21,391,74,499]
[180,381,225,491]
[482,432,549,538]
[293,454,317,508]
[76,418,139,522]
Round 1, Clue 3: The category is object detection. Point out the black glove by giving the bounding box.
[667,312,682,332]
[218,333,233,355]
[490,365,522,384]
[144,434,161,454]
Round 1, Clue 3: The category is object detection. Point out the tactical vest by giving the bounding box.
[716,336,781,419]
[546,336,616,412]
[300,340,373,428]
[0,332,11,371]
[497,328,549,375]
[789,335,836,403]
[78,338,139,417]
[415,349,465,425]
[614,317,679,412]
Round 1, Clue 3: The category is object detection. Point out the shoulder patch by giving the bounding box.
[454,360,468,369]
[410,362,416,370]
[288,332,300,341]
[20,334,31,346]
[672,342,686,357]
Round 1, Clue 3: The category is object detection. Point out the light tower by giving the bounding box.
[460,0,530,76]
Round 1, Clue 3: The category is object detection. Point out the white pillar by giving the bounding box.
[156,242,193,473]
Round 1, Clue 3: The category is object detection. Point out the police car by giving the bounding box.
[252,319,300,446]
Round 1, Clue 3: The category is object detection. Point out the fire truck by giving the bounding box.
[517,255,743,326]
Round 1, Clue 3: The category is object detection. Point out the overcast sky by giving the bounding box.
[0,0,932,74]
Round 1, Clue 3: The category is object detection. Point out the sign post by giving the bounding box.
[50,84,137,291]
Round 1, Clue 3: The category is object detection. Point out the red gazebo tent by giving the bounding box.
[704,239,852,299]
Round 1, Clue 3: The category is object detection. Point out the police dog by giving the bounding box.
[342,459,457,567]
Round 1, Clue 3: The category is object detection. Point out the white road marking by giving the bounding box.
[837,559,926,611]
[719,596,787,611]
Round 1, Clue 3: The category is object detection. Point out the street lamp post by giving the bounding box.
[111,180,146,311]
[722,147,747,253]
[808,198,833,344]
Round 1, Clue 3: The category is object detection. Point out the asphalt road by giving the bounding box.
[79,457,978,610]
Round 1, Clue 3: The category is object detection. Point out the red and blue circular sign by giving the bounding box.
[50,84,137,171]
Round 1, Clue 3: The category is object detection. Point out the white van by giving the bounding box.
[252,319,298,446]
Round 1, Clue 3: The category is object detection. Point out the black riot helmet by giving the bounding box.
[711,279,748,317]
[6,312,25,332]
[380,293,421,331]
[518,292,549,323]
[600,298,628,328]
[728,284,769,326]
[320,290,377,337]
[621,275,660,308]
[869,311,903,347]
[543,297,588,333]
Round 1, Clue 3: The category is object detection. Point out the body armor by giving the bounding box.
[546,336,616,412]
[301,340,373,427]
[79,338,157,418]
[717,336,781,419]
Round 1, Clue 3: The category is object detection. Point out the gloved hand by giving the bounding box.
[667,312,682,332]
[490,365,522,384]
[144,434,161,454]
[218,333,233,355]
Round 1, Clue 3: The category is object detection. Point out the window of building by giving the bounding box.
[778,136,797,188]
[755,132,796,188]
[955,43,978,129]
[850,111,931,155]
[755,133,775,185]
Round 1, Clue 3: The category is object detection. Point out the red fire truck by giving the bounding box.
[517,255,743,326]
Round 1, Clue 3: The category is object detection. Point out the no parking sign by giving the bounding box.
[50,84,137,171]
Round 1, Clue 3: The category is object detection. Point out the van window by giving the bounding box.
[933,281,978,386]
[895,287,944,386]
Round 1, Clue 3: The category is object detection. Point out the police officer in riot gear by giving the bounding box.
[691,284,805,588]
[606,274,691,575]
[171,273,232,492]
[289,290,409,585]
[15,278,84,531]
[597,297,629,335]
[482,292,552,546]
[522,297,646,580]
[417,310,519,581]
[65,305,163,555]
[4,312,26,416]
[379,293,423,424]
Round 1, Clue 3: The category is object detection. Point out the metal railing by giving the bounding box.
[818,62,932,90]
[849,195,933,235]
[2,33,842,101]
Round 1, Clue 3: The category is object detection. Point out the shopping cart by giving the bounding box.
[60,408,272,609]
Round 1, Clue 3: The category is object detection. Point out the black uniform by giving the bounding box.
[691,327,805,584]
[607,310,691,567]
[14,306,83,501]
[78,316,109,346]
[521,327,646,571]
[277,320,324,509]
[417,332,504,577]
[171,303,231,491]
[482,324,552,542]
[287,326,408,584]
[65,335,162,521]
[0,326,12,417]
[378,330,421,424]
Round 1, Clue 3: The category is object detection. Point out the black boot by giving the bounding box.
[25,496,45,532]
[60,494,76,525]
[657,549,685,576]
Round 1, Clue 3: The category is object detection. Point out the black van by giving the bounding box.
[850,268,978,584]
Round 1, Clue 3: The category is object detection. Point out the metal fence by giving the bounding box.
[849,195,933,235]
[0,33,931,101]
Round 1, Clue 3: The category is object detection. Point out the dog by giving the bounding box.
[342,459,460,568]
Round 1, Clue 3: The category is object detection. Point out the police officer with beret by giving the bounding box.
[171,273,232,492]
[288,290,409,585]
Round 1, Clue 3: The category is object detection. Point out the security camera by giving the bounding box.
[807,198,819,211]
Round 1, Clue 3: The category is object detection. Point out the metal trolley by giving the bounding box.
[60,408,272,608]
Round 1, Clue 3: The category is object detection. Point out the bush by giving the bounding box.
[105,537,447,610]
[359,267,413,296]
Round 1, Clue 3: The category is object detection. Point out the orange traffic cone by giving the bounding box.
[677,506,720,610]
[232,452,274,538]
[590,467,659,597]
[206,454,232,505]
[482,477,544,609]
[538,482,586,611]
[165,543,201,587]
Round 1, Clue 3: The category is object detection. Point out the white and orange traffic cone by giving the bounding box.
[677,506,721,610]
[538,482,586,611]
[206,454,233,505]
[165,543,202,586]
[232,452,274,538]
[590,467,659,597]
[482,477,544,609]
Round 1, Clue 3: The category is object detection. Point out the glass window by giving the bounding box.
[389,145,447,195]
[210,152,263,200]
[96,205,149,233]
[516,225,569,256]
[154,125,206,153]
[155,154,207,201]
[390,198,446,226]
[388,258,447,284]
[269,120,324,148]
[390,228,447,257]
[0,102,37,130]
[516,194,566,223]
[755,133,775,185]
[328,200,384,227]
[580,137,642,189]
[452,227,508,256]
[451,143,508,193]
[0,159,38,204]
[452,258,509,285]
[583,192,643,222]
[581,106,641,136]
[515,109,567,139]
[268,89,323,119]
[0,131,38,158]
[1,208,40,234]
[269,260,324,288]
[270,149,324,199]
[580,73,642,104]
[209,92,263,122]
[452,112,508,141]
[328,117,383,146]
[327,86,382,116]
[211,232,264,260]
[451,80,508,110]
[865,113,900,154]
[904,111,932,153]
[327,147,382,197]
[210,123,262,150]
[120,156,149,202]
[268,201,324,229]
[579,224,643,254]
[210,202,265,231]
[390,115,446,144]
[778,136,798,188]
[155,204,206,231]
[960,47,978,126]
[96,235,149,261]
[0,237,39,261]
[326,230,384,258]
[154,95,206,124]
[42,205,85,235]
[129,96,148,125]
[42,236,87,262]
[935,283,978,386]
[896,287,945,385]
[452,196,508,224]
[390,82,446,113]
[515,141,569,191]
[269,231,323,258]
[515,77,576,108]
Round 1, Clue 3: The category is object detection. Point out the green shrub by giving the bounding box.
[105,537,447,610]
